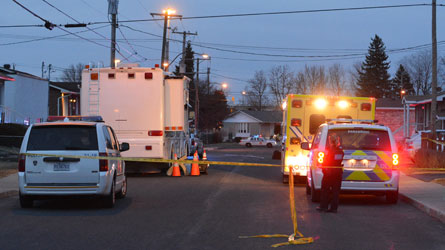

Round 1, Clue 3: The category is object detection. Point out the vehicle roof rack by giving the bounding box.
[47,116,104,122]
[326,118,378,125]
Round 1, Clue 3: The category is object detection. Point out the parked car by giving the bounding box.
[188,133,204,158]
[18,116,129,208]
[239,136,277,148]
[302,122,400,204]
[405,130,445,161]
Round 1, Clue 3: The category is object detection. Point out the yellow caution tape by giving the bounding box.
[21,152,280,167]
[421,137,445,145]
[240,167,314,247]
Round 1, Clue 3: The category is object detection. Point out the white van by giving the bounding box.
[302,122,400,204]
[18,117,129,208]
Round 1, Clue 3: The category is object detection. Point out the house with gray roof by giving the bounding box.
[404,92,445,131]
[222,110,282,141]
[0,65,48,124]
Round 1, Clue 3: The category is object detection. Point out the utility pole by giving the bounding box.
[207,67,210,95]
[41,61,45,78]
[151,10,182,70]
[172,31,197,74]
[48,64,52,81]
[108,0,118,67]
[195,58,200,134]
[431,0,438,146]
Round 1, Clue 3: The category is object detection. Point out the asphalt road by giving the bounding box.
[0,145,444,250]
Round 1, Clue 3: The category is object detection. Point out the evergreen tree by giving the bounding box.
[355,35,391,98]
[392,64,414,97]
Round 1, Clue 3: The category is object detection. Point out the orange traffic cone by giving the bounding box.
[202,150,207,161]
[172,153,181,177]
[190,151,200,176]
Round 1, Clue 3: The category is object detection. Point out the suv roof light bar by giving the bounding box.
[47,116,104,122]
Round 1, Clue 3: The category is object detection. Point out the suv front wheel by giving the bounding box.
[386,189,398,204]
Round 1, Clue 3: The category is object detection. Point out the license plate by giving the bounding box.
[351,162,371,169]
[54,163,70,171]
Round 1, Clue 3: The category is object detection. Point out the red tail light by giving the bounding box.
[148,130,163,136]
[99,153,109,172]
[317,152,325,164]
[392,153,399,168]
[18,154,26,172]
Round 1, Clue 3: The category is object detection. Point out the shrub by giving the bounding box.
[0,123,27,148]
[414,149,445,168]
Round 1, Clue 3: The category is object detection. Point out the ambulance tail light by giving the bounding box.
[291,119,301,127]
[292,100,302,108]
[18,154,26,172]
[290,137,301,145]
[392,153,399,168]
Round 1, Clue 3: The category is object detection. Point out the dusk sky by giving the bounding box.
[1,0,444,102]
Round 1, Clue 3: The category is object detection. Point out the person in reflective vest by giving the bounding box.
[317,133,344,213]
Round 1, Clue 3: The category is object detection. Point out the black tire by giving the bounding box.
[267,143,273,148]
[386,190,398,204]
[246,143,252,148]
[103,179,116,208]
[282,174,289,184]
[310,179,320,202]
[116,176,127,199]
[306,180,311,195]
[19,192,33,208]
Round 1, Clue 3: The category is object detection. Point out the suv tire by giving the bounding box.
[19,192,33,208]
[116,176,127,199]
[386,190,398,204]
[282,174,289,184]
[310,179,320,202]
[306,180,311,195]
[267,143,273,148]
[246,143,252,148]
[103,179,116,208]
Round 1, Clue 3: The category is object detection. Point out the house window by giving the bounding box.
[237,123,249,133]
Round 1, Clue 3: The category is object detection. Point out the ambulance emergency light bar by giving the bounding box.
[47,116,104,122]
[326,118,378,124]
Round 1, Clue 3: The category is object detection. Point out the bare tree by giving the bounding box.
[327,64,349,95]
[269,65,295,107]
[245,70,269,110]
[59,63,84,83]
[302,65,326,94]
[400,50,433,95]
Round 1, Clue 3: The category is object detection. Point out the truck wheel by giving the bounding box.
[19,192,33,208]
[282,174,289,184]
[116,176,127,199]
[246,143,252,148]
[103,179,116,208]
[310,179,320,202]
[386,190,398,204]
[267,143,273,148]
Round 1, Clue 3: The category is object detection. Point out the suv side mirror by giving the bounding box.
[301,142,311,150]
[120,142,130,152]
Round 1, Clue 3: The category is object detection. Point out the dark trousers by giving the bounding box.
[320,169,343,211]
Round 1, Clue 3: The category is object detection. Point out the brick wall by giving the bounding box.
[375,108,415,143]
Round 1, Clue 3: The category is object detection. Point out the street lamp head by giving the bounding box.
[222,83,228,89]
[242,91,246,95]
[163,62,169,68]
[114,59,121,67]
[202,54,209,59]
[401,89,406,95]
[163,8,176,15]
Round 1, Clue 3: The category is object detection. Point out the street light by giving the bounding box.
[222,82,228,89]
[114,59,120,68]
[194,53,211,135]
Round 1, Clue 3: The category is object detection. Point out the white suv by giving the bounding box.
[18,117,129,208]
[302,122,400,204]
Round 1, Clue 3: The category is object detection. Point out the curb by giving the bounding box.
[400,193,445,224]
[0,190,18,199]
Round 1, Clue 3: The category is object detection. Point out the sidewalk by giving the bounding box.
[0,171,444,223]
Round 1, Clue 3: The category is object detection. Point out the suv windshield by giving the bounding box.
[27,125,98,151]
[327,128,390,151]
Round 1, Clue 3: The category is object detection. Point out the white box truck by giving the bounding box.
[81,65,190,173]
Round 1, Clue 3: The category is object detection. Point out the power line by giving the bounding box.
[89,3,432,25]
[4,3,438,28]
